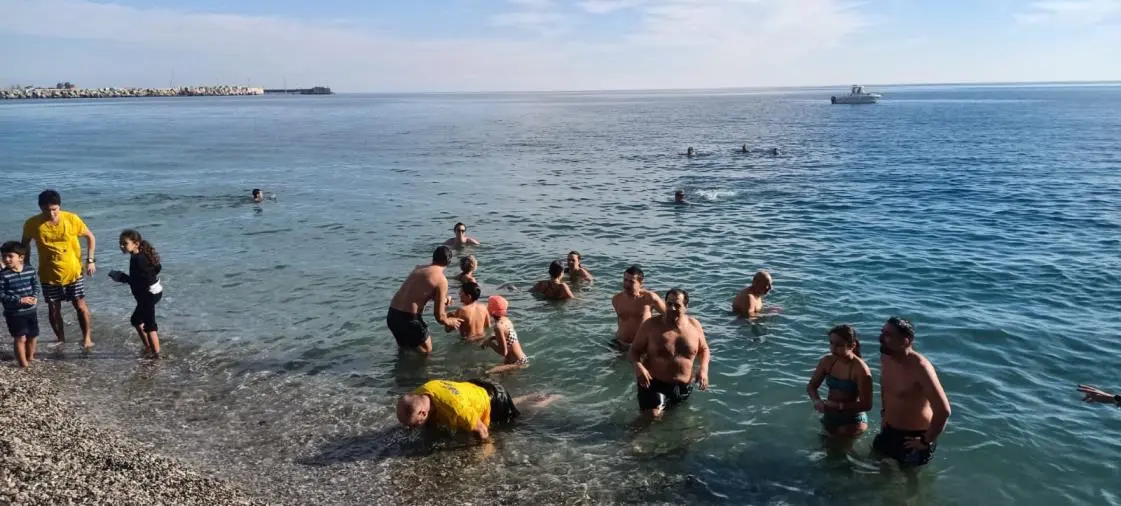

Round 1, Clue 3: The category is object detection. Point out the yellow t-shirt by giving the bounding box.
[413,380,491,432]
[22,211,88,286]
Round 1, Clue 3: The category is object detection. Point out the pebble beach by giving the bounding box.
[0,365,264,506]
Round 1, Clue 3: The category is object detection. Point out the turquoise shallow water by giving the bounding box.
[2,85,1121,505]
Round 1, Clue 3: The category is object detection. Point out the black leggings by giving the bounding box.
[130,292,162,332]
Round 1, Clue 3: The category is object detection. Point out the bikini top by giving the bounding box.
[825,357,860,394]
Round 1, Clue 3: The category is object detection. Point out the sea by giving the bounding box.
[1,84,1120,505]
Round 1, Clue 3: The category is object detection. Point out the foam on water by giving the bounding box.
[2,86,1121,505]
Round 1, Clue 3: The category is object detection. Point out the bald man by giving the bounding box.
[732,271,772,317]
[397,379,560,441]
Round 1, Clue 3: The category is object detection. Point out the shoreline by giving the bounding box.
[0,365,266,506]
[0,86,264,100]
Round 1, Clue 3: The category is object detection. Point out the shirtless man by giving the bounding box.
[732,270,772,317]
[444,222,481,248]
[565,251,593,282]
[445,281,489,341]
[386,246,463,353]
[611,266,666,348]
[875,317,951,469]
[530,261,575,300]
[628,288,710,417]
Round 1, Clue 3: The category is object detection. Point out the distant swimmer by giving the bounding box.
[565,250,593,283]
[874,318,951,469]
[252,189,263,203]
[386,245,462,353]
[674,190,689,205]
[456,255,478,284]
[628,288,710,419]
[445,281,489,341]
[807,325,872,438]
[1077,384,1121,407]
[741,144,749,153]
[612,266,666,348]
[397,378,560,441]
[445,222,481,248]
[686,147,696,157]
[530,261,575,300]
[481,295,529,374]
[732,270,772,317]
[770,147,781,156]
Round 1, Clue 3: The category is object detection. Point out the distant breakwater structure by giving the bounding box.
[1,85,266,100]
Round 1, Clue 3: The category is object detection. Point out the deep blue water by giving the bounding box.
[2,84,1120,505]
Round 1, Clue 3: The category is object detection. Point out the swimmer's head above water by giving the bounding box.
[460,281,481,304]
[623,265,645,295]
[674,190,687,204]
[879,317,915,357]
[828,324,862,358]
[433,245,453,267]
[251,189,262,202]
[548,260,565,279]
[664,287,690,322]
[750,270,772,295]
[687,147,696,157]
[460,255,477,274]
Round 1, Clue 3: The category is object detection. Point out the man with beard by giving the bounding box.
[875,317,952,469]
[629,288,710,418]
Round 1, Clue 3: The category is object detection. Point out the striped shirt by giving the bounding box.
[0,266,39,316]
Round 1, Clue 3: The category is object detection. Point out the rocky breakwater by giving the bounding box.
[0,366,267,505]
[0,85,265,100]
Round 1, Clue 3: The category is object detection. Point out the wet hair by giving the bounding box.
[460,281,481,302]
[459,255,477,273]
[38,189,61,208]
[432,246,453,266]
[453,222,467,233]
[549,260,564,278]
[828,324,862,358]
[119,229,160,267]
[665,287,689,307]
[0,241,27,258]
[624,265,644,281]
[886,317,915,341]
[252,189,262,197]
[568,250,581,260]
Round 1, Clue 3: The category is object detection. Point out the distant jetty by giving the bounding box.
[0,85,265,100]
[263,86,333,95]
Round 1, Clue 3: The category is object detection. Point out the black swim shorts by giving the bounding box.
[637,378,693,412]
[386,307,428,349]
[4,312,39,339]
[872,425,937,468]
[468,378,520,426]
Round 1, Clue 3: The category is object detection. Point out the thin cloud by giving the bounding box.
[579,0,646,14]
[1016,0,1121,24]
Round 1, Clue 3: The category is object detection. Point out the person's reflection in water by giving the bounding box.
[391,348,430,389]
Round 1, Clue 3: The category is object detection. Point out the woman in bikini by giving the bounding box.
[483,295,529,375]
[530,261,574,300]
[806,324,873,437]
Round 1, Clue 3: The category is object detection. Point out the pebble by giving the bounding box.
[0,367,268,506]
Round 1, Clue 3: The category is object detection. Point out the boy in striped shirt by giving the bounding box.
[1,241,40,368]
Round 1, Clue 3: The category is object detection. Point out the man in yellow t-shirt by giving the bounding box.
[21,190,97,349]
[397,379,537,441]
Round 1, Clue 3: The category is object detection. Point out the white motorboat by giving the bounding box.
[830,85,881,104]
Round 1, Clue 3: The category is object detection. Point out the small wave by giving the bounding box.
[693,189,738,201]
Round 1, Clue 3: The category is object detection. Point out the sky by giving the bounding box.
[1,0,1119,92]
